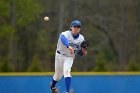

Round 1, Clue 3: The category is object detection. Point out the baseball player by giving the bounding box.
[50,20,88,93]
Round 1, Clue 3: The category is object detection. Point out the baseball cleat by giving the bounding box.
[50,82,58,93]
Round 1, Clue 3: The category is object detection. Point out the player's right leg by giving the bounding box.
[50,82,58,93]
[50,53,64,92]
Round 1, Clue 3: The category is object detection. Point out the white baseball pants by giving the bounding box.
[53,52,74,81]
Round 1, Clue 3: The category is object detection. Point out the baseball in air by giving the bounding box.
[44,16,49,21]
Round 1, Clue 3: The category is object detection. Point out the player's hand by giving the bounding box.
[68,46,74,54]
[82,48,87,55]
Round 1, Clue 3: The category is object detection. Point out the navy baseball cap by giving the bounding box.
[71,20,82,28]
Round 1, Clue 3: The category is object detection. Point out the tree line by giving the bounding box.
[0,0,140,72]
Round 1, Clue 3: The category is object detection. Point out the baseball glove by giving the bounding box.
[81,40,89,49]
[77,40,89,56]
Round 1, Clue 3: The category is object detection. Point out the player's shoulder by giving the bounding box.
[61,30,71,36]
[79,33,84,40]
[62,30,70,33]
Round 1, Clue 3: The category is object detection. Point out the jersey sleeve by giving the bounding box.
[59,31,70,47]
[60,34,69,47]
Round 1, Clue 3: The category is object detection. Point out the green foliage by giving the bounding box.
[27,55,42,72]
[94,50,108,71]
[0,0,140,72]
[0,25,15,38]
[0,0,44,72]
[94,61,108,71]
[127,58,140,71]
[15,0,43,27]
[0,58,14,72]
[0,0,9,16]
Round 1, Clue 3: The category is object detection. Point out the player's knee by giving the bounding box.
[64,70,71,77]
[53,75,62,81]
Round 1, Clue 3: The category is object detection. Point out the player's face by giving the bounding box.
[71,26,81,35]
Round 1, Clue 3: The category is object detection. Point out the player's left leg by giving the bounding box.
[65,77,71,93]
[63,57,74,93]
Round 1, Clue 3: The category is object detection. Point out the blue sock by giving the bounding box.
[52,79,58,88]
[65,77,71,93]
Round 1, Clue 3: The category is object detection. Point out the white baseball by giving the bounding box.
[44,16,49,21]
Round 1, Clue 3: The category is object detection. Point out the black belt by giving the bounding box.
[57,51,61,54]
[57,51,67,56]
